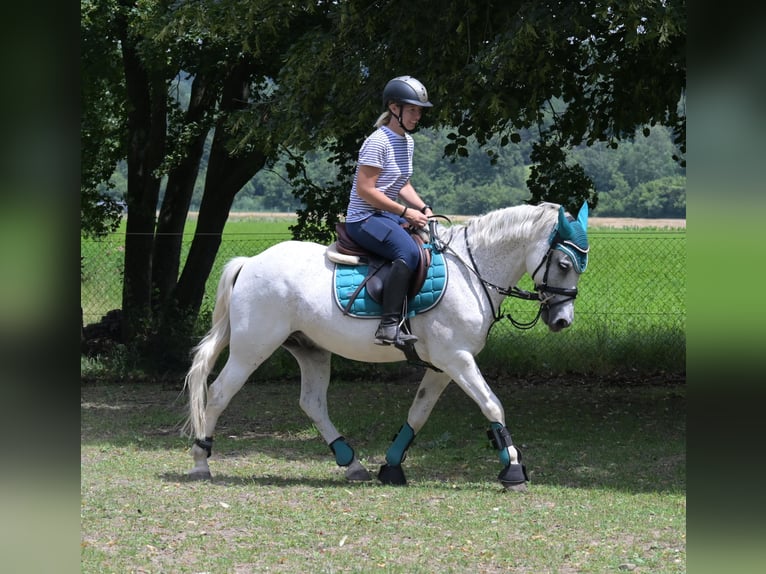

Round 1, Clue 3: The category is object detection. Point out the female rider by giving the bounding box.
[345,76,434,345]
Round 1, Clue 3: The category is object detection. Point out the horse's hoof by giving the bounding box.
[345,460,373,481]
[502,481,528,493]
[378,464,407,485]
[188,470,212,481]
[498,463,528,486]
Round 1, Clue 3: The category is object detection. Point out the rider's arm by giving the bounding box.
[356,168,428,227]
[398,182,432,217]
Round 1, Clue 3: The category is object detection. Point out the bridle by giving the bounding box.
[429,218,579,331]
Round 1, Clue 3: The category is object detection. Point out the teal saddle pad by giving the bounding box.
[334,251,448,318]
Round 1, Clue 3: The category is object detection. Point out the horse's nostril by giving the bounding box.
[556,318,570,329]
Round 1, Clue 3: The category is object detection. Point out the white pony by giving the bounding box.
[184,202,589,490]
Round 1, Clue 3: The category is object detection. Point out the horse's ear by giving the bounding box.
[577,201,589,231]
[557,206,574,239]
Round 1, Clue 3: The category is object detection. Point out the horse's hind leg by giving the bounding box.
[284,339,372,482]
[189,356,258,479]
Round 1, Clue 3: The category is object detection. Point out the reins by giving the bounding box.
[462,225,543,330]
[428,217,577,332]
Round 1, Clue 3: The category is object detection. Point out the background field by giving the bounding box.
[81,215,686,376]
[81,215,686,571]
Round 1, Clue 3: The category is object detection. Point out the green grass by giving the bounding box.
[80,218,295,326]
[81,217,686,375]
[81,377,685,573]
[479,229,686,374]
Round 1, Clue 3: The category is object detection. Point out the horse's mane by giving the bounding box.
[456,203,560,248]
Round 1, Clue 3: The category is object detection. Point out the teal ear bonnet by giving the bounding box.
[549,203,590,273]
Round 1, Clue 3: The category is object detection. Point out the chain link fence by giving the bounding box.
[82,230,685,373]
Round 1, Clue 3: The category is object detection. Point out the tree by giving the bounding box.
[632,176,686,218]
[617,127,684,190]
[81,0,325,356]
[81,0,126,238]
[593,172,631,216]
[265,0,684,236]
[82,0,685,361]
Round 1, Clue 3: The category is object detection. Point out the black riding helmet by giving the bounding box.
[382,76,434,108]
[382,76,433,132]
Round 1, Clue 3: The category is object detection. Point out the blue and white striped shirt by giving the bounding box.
[345,126,414,223]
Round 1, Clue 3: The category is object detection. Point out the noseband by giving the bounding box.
[530,248,579,305]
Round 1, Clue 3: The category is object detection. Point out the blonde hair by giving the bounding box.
[374,110,392,128]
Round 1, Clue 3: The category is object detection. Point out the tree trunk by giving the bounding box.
[149,62,267,367]
[152,73,217,311]
[174,63,267,317]
[118,14,167,343]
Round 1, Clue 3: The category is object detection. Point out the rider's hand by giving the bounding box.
[405,209,428,229]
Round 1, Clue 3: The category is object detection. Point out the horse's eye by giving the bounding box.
[558,258,572,271]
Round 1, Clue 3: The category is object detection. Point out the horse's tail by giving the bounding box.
[182,256,249,439]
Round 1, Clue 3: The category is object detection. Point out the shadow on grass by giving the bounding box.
[157,471,350,489]
[155,471,515,493]
[151,437,685,495]
[83,377,686,495]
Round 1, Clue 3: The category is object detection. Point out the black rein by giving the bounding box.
[436,223,578,331]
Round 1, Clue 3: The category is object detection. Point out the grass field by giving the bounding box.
[81,214,685,376]
[81,214,686,571]
[81,375,685,573]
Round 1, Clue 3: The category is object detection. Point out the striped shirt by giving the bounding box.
[345,126,414,223]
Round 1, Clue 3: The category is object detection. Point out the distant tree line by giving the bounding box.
[106,121,684,218]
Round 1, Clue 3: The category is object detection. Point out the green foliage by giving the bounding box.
[284,148,352,243]
[411,129,530,215]
[82,0,687,226]
[184,122,683,219]
[632,176,686,218]
[80,0,127,238]
[527,139,597,214]
[81,0,686,348]
[80,194,124,239]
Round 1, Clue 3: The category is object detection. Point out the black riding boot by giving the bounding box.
[375,259,419,346]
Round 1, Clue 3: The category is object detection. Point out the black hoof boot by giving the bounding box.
[378,463,407,485]
[498,463,529,488]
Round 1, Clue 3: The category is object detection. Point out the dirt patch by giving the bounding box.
[588,217,685,229]
[215,212,686,229]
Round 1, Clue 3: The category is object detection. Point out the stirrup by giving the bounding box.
[375,330,418,346]
[395,330,418,344]
[374,320,417,346]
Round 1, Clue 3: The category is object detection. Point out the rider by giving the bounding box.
[345,76,434,345]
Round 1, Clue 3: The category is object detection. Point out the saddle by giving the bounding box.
[329,222,432,304]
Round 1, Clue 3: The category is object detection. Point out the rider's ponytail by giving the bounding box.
[374,110,391,128]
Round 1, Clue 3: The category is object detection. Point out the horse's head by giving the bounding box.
[531,202,590,332]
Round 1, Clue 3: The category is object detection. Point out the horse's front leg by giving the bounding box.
[285,343,372,482]
[378,369,452,485]
[442,350,528,491]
